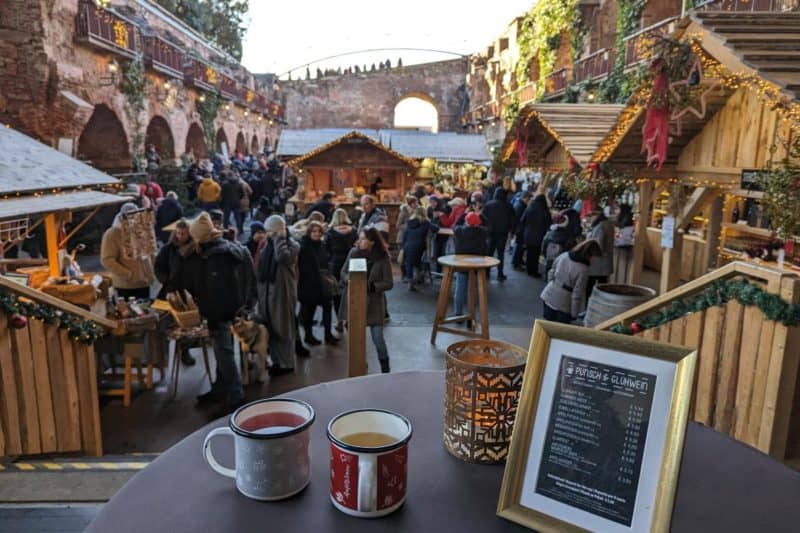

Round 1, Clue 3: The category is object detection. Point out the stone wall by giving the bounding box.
[282,58,469,132]
[0,0,281,172]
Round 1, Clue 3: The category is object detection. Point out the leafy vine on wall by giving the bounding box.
[195,90,221,152]
[597,0,647,104]
[120,58,149,168]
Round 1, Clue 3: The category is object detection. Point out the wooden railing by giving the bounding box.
[346,258,368,377]
[596,261,800,462]
[622,17,679,68]
[0,277,116,458]
[143,35,184,79]
[692,0,800,11]
[74,0,139,59]
[184,58,218,92]
[573,48,613,84]
[219,75,238,100]
[543,68,570,95]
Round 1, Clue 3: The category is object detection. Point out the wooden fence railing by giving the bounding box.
[0,277,116,458]
[596,261,800,462]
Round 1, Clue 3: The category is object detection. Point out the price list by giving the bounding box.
[535,355,656,527]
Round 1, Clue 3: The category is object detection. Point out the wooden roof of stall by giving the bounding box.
[287,131,418,169]
[0,125,120,195]
[500,104,626,168]
[0,191,130,220]
[591,11,800,175]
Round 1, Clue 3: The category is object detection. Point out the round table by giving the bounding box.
[88,371,800,533]
[431,255,500,344]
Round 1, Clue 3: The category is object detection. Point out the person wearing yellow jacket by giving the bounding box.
[196,173,221,210]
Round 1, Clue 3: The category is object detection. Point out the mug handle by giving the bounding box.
[203,427,236,479]
[357,454,377,513]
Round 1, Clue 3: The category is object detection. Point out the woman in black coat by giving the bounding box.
[325,208,357,328]
[298,221,338,345]
[402,207,432,290]
[521,193,552,277]
[155,192,184,243]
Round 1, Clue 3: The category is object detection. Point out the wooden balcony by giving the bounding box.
[143,35,184,80]
[184,58,218,92]
[543,68,570,95]
[74,0,139,59]
[219,75,237,100]
[622,17,679,69]
[573,48,612,84]
[693,0,799,11]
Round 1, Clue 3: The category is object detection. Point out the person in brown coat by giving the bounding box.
[101,202,155,299]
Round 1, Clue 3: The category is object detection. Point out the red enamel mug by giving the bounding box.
[326,409,412,518]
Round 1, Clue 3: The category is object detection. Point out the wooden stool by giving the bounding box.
[430,255,500,344]
[167,327,213,402]
[100,336,154,407]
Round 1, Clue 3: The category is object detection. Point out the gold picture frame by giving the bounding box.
[497,320,697,533]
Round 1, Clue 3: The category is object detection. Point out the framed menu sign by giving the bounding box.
[497,321,696,533]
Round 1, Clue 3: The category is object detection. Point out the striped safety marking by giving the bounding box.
[0,458,154,472]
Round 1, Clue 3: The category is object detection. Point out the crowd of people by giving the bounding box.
[99,151,635,415]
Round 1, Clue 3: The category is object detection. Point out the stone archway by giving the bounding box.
[145,115,175,162]
[393,92,440,133]
[263,135,271,153]
[235,132,247,155]
[250,134,259,155]
[185,122,208,159]
[215,127,229,155]
[77,104,130,172]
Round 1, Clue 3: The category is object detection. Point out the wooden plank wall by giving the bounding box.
[0,316,102,457]
[676,87,797,174]
[635,288,800,460]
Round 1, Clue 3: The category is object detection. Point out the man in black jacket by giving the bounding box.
[304,191,336,221]
[512,191,532,270]
[482,188,516,281]
[182,213,256,413]
[521,193,552,278]
[219,170,244,230]
[453,212,489,318]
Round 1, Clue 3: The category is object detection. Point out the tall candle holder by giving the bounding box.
[444,339,527,464]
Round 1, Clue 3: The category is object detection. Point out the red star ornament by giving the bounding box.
[669,59,722,123]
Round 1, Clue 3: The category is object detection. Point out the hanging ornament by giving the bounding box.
[642,58,670,171]
[514,125,529,168]
[9,313,27,329]
[630,322,642,334]
[669,59,722,123]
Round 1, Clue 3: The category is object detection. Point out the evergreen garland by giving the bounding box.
[610,278,800,335]
[0,289,106,344]
[196,90,221,153]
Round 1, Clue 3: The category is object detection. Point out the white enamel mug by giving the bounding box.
[203,398,315,501]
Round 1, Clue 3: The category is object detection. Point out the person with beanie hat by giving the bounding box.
[542,210,578,276]
[482,188,516,281]
[246,221,267,258]
[180,212,255,413]
[257,214,302,375]
[452,211,489,318]
[101,202,155,299]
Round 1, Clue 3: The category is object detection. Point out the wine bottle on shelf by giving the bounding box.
[731,205,740,223]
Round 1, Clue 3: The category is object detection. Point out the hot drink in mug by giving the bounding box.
[327,409,413,517]
[203,398,315,501]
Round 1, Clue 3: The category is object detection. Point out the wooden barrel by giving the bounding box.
[584,284,656,328]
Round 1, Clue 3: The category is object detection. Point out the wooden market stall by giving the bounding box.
[287,130,418,244]
[0,125,127,458]
[590,11,800,293]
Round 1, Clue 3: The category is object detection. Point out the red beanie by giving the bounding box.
[465,212,481,227]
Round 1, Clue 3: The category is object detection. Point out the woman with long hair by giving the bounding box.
[540,239,602,324]
[298,220,338,345]
[402,206,432,290]
[326,208,357,331]
[339,228,394,373]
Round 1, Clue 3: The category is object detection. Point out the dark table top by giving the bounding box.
[88,371,800,532]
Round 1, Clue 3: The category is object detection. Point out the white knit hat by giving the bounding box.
[264,214,286,234]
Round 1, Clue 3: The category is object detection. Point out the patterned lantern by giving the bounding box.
[444,340,527,464]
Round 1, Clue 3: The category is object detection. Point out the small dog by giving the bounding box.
[231,316,270,384]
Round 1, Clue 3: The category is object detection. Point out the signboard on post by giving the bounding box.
[497,321,696,533]
[660,216,675,249]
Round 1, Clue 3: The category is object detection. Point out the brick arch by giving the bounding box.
[77,104,130,173]
[235,131,247,155]
[215,127,229,154]
[392,92,441,132]
[250,134,259,154]
[185,122,207,159]
[145,115,175,162]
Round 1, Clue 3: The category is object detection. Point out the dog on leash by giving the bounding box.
[231,316,270,384]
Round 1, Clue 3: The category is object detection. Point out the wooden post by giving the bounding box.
[44,213,60,278]
[704,195,723,272]
[628,181,653,285]
[347,258,368,377]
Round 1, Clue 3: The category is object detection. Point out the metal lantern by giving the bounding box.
[444,340,527,464]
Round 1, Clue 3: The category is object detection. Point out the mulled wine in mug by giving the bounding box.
[327,409,413,517]
[203,398,314,501]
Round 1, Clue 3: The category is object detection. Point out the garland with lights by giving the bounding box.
[610,278,800,335]
[120,58,148,168]
[0,289,106,344]
[562,163,636,206]
[196,90,221,152]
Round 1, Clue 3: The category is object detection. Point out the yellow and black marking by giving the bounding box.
[0,454,157,473]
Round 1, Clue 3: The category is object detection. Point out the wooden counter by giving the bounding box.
[644,227,708,281]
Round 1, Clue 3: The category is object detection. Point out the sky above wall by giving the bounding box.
[241,0,534,79]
